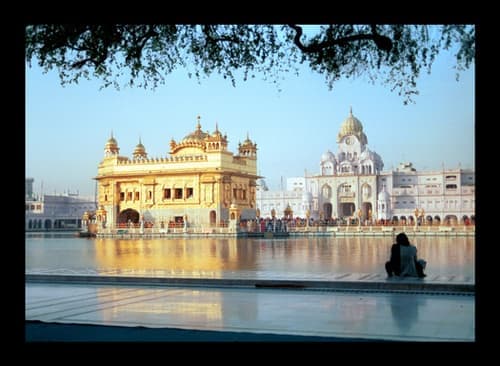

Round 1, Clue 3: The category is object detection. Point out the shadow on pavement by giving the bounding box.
[25,320,395,342]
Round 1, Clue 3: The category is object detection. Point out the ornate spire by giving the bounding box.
[238,132,257,158]
[133,136,147,159]
[104,130,119,156]
[196,115,201,131]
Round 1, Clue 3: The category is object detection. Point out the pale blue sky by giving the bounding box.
[25,34,475,198]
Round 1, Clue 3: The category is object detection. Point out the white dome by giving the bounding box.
[360,148,372,160]
[321,150,335,162]
[378,188,390,201]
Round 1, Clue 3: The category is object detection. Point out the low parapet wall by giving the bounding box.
[25,274,474,296]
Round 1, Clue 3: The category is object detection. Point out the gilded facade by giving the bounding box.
[95,117,258,228]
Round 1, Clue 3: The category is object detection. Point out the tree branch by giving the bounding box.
[202,25,239,44]
[71,57,100,69]
[288,24,392,53]
[133,25,158,59]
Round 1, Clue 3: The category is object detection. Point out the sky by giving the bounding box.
[25,29,475,198]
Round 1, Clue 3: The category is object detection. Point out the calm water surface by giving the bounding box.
[25,234,475,280]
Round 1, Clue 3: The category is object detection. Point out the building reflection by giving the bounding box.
[96,287,226,325]
[28,234,474,329]
[94,237,259,278]
[90,236,474,279]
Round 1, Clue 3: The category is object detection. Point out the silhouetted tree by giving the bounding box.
[25,24,475,104]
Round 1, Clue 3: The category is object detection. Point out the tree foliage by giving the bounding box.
[25,24,475,104]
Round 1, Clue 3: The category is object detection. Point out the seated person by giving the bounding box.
[385,232,426,278]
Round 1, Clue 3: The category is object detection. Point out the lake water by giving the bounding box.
[25,233,475,281]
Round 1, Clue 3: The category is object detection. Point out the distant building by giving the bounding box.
[256,108,475,224]
[25,177,34,200]
[256,177,308,219]
[95,116,259,228]
[25,179,96,230]
[375,162,475,224]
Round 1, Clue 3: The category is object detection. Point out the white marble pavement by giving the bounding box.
[25,281,474,342]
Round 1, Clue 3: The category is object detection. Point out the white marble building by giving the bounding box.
[376,163,475,224]
[304,108,383,222]
[256,108,475,224]
[256,177,308,219]
[25,179,97,230]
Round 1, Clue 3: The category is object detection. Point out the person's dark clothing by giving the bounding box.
[385,233,426,278]
[415,260,426,277]
[385,243,401,276]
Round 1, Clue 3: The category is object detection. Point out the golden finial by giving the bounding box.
[196,115,201,130]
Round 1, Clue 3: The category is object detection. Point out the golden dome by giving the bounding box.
[133,138,147,158]
[182,117,210,142]
[105,131,118,146]
[105,135,118,148]
[212,122,223,138]
[104,131,119,154]
[241,132,254,146]
[337,107,368,144]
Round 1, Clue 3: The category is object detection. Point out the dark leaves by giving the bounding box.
[25,24,474,104]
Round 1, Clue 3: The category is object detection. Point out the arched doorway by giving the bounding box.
[444,215,458,225]
[323,203,332,220]
[362,202,373,221]
[118,209,140,226]
[44,219,52,230]
[339,202,355,218]
[209,210,217,226]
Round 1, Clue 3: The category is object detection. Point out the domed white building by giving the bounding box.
[304,108,382,221]
[256,108,475,225]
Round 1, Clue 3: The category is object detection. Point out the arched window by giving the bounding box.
[322,184,332,199]
[362,184,371,199]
